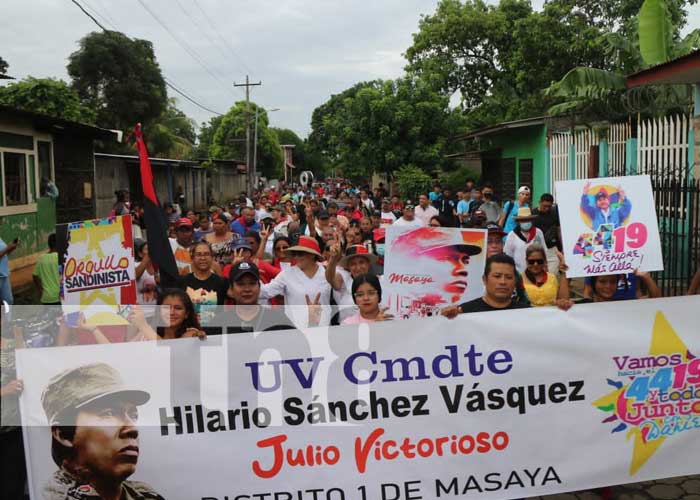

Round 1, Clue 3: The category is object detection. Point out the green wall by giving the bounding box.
[0,197,56,264]
[481,125,548,200]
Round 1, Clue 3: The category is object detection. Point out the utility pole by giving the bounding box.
[234,75,261,196]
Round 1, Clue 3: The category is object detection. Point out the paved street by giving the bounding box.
[537,475,700,500]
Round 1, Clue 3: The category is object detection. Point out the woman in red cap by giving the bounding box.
[260,236,332,327]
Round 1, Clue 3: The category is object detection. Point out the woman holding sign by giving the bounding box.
[582,271,661,302]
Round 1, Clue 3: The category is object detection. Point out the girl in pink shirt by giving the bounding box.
[341,273,394,325]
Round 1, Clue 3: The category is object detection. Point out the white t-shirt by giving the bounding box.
[380,211,397,225]
[361,198,375,211]
[414,205,439,226]
[503,228,548,273]
[261,264,332,327]
[334,268,357,322]
[393,217,424,229]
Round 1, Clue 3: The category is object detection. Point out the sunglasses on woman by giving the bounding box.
[527,259,545,265]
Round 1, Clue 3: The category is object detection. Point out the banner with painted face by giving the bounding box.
[555,175,663,278]
[13,297,700,500]
[383,226,487,319]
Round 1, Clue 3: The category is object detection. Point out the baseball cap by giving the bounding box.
[404,204,415,210]
[595,189,609,199]
[485,222,506,237]
[229,261,260,284]
[518,186,531,194]
[176,217,193,228]
[41,363,150,425]
[232,239,252,252]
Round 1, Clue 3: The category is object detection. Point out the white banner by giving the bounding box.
[383,226,487,319]
[555,175,664,278]
[17,297,700,499]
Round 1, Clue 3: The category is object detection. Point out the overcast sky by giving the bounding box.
[2,0,698,138]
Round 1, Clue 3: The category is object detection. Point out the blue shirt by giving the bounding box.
[503,201,529,234]
[429,192,441,202]
[580,194,632,230]
[456,200,470,215]
[0,238,9,278]
[584,273,637,300]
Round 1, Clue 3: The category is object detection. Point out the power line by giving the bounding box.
[68,0,225,116]
[191,0,253,75]
[134,0,234,96]
[165,78,223,116]
[172,0,237,75]
[70,0,107,31]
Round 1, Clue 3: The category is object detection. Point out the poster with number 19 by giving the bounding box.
[555,175,663,278]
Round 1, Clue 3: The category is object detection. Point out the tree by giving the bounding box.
[394,165,433,200]
[544,0,699,119]
[308,77,464,179]
[193,115,224,159]
[0,77,96,124]
[210,102,284,178]
[67,31,167,131]
[0,56,8,75]
[145,98,197,159]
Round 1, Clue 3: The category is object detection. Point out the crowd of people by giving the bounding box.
[2,177,700,499]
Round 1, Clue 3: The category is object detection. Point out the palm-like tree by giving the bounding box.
[545,0,699,120]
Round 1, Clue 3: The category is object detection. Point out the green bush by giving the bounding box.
[394,165,433,201]
[438,165,480,191]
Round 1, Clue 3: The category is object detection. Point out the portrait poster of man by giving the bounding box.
[15,342,172,500]
[383,226,487,319]
[555,175,663,278]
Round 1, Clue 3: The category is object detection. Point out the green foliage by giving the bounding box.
[145,98,196,159]
[545,67,627,115]
[545,0,698,119]
[67,31,167,131]
[308,77,463,179]
[394,165,434,201]
[0,56,8,75]
[638,0,671,66]
[438,165,480,191]
[193,115,224,159]
[404,0,613,127]
[0,77,96,124]
[210,102,284,178]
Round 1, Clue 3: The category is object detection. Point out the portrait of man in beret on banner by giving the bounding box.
[40,363,164,500]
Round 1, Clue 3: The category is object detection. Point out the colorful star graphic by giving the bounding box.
[593,311,694,475]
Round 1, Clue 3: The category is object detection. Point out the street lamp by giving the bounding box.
[252,107,280,190]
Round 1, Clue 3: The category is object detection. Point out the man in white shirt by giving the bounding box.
[360,189,375,212]
[393,204,424,228]
[414,194,439,226]
[379,198,397,226]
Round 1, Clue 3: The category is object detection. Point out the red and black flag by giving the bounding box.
[133,124,179,287]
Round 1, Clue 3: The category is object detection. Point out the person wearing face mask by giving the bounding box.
[503,208,547,273]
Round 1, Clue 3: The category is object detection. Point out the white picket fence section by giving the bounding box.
[608,122,630,175]
[574,129,599,179]
[637,114,689,175]
[550,132,571,192]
